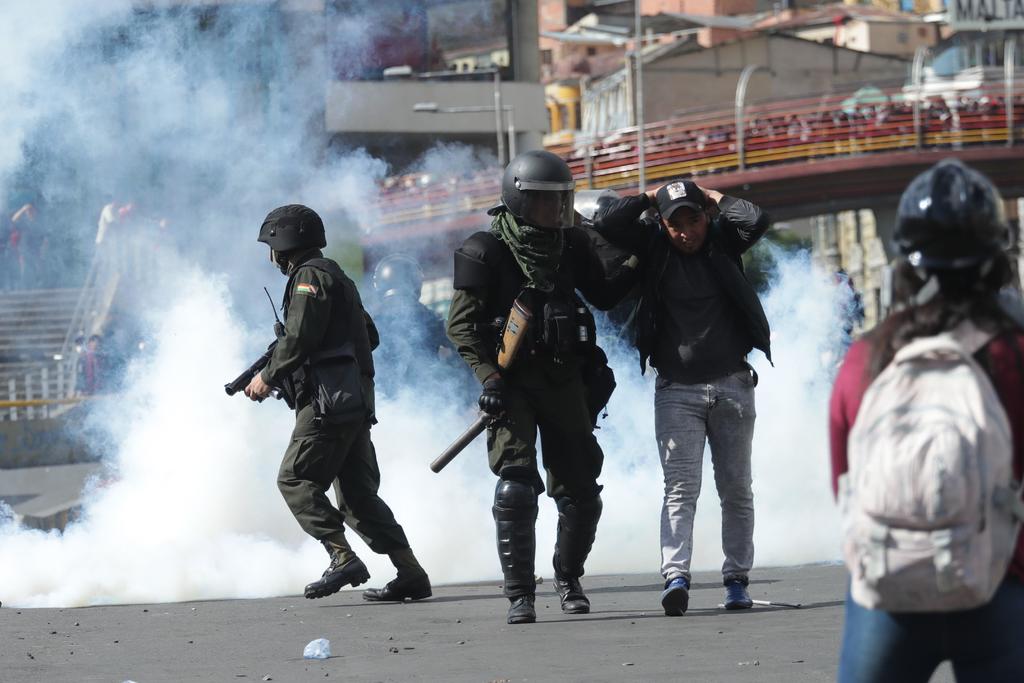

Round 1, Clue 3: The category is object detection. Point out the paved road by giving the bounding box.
[2,563,954,682]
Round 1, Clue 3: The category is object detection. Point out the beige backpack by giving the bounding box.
[840,323,1024,612]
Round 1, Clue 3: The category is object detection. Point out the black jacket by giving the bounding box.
[593,193,773,373]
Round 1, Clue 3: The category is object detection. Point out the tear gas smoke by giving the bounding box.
[0,242,849,608]
[0,2,849,608]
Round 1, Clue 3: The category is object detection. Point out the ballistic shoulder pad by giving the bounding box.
[453,231,502,290]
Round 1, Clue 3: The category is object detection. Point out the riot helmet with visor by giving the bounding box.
[500,150,575,230]
[373,253,424,300]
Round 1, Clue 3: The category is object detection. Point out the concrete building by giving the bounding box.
[582,32,910,134]
[756,3,940,58]
[132,0,548,167]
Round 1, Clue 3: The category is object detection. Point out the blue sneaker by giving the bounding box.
[723,578,753,610]
[660,577,690,616]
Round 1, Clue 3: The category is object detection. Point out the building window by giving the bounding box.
[897,32,908,45]
[328,0,511,80]
[541,49,552,65]
[586,46,597,56]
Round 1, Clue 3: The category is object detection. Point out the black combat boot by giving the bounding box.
[305,543,370,599]
[552,495,602,614]
[493,478,538,624]
[506,594,536,624]
[362,547,432,602]
[362,572,432,601]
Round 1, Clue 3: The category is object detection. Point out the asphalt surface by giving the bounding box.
[1,563,955,683]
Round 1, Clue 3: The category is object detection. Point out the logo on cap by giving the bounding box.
[666,182,688,200]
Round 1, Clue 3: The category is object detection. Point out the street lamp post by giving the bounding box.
[494,71,507,165]
[412,102,518,163]
[634,0,646,193]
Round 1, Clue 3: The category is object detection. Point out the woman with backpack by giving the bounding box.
[829,159,1024,682]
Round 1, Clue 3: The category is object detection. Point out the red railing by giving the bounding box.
[370,81,1024,241]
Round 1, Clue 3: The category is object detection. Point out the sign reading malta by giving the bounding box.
[951,0,1024,30]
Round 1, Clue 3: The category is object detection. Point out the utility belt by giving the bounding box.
[491,290,614,427]
[491,291,598,360]
[290,342,371,426]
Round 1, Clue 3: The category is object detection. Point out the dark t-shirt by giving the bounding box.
[651,249,753,383]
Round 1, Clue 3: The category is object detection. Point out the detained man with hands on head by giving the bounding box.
[592,179,772,616]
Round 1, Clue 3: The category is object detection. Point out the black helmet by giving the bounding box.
[500,150,575,229]
[258,204,326,252]
[372,253,424,300]
[895,159,1009,270]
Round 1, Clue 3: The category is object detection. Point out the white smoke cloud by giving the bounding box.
[0,1,849,608]
[0,244,848,608]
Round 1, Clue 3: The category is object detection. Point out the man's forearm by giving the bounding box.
[446,289,500,383]
[718,196,770,252]
[448,328,500,383]
[260,335,306,386]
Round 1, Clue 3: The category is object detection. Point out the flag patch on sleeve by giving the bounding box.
[296,283,318,296]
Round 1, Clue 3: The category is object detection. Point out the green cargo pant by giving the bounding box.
[486,369,604,500]
[277,403,410,553]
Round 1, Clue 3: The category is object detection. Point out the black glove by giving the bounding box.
[478,377,506,416]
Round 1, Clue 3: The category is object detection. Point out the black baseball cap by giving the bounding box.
[655,180,706,219]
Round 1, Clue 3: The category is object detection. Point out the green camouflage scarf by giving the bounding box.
[491,209,563,293]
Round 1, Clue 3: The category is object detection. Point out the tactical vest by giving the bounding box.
[283,257,376,379]
[453,231,597,359]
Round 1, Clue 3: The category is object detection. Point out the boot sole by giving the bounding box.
[560,600,590,614]
[507,614,537,624]
[362,588,433,602]
[304,569,371,600]
[661,586,689,617]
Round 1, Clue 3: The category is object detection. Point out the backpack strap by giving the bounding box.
[1005,332,1024,522]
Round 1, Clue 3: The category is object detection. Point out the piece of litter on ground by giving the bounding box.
[303,638,331,660]
[622,662,634,667]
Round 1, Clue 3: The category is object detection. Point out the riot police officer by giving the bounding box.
[446,151,634,624]
[244,204,431,603]
[370,253,451,396]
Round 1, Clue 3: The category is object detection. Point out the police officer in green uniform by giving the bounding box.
[244,204,431,603]
[446,151,634,624]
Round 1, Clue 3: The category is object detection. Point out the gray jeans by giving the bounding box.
[654,367,756,582]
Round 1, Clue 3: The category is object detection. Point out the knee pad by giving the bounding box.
[556,494,603,521]
[493,478,538,521]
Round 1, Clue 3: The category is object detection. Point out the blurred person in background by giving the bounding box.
[76,334,105,396]
[369,253,451,397]
[6,203,36,288]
